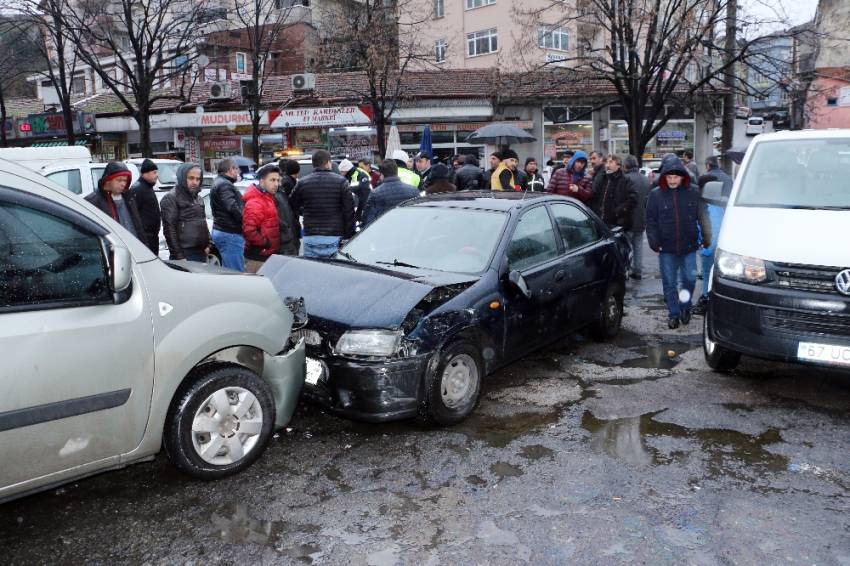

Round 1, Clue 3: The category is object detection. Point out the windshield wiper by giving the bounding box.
[337,251,358,263]
[376,259,421,269]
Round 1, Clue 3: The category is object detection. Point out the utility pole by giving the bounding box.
[721,0,737,174]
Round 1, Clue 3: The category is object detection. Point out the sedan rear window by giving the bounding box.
[343,206,507,274]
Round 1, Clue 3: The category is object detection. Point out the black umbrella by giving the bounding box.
[724,146,748,165]
[465,123,537,146]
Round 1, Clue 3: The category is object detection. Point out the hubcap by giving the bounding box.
[191,387,263,465]
[440,354,479,409]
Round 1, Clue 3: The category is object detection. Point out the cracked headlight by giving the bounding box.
[335,330,402,357]
[716,249,767,283]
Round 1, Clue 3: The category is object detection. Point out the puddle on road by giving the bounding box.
[581,411,789,481]
[453,409,562,448]
[519,444,555,461]
[490,461,524,480]
[620,343,693,370]
[212,503,284,545]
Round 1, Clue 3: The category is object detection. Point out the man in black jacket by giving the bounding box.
[160,163,210,262]
[279,159,300,198]
[290,150,355,259]
[86,161,145,240]
[128,159,161,254]
[210,158,245,271]
[590,154,638,230]
[455,154,485,191]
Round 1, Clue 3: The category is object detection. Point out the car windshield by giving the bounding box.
[735,139,850,210]
[156,162,181,186]
[342,206,508,274]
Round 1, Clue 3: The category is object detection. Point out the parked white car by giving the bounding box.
[745,117,765,136]
[42,162,140,197]
[0,146,91,171]
[0,158,306,502]
[125,158,183,191]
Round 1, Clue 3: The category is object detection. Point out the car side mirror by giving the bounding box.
[106,235,132,293]
[702,181,728,207]
[610,225,625,235]
[508,270,532,299]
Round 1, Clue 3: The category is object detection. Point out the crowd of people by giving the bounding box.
[83,145,730,329]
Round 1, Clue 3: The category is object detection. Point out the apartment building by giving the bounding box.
[405,0,606,72]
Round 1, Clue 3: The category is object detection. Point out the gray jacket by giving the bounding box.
[625,169,651,233]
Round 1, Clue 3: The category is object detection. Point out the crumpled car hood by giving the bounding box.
[260,255,478,329]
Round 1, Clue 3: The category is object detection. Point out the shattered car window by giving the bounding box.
[343,206,508,274]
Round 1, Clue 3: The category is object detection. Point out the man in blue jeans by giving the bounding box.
[209,158,245,271]
[290,150,355,259]
[646,156,712,329]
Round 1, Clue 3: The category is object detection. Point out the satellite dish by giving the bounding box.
[197,55,210,68]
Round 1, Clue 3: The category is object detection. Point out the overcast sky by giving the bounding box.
[742,0,819,30]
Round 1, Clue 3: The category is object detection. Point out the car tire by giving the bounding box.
[419,340,483,426]
[589,285,623,341]
[163,364,276,480]
[703,314,740,372]
[208,249,222,266]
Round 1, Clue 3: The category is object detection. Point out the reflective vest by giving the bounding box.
[491,162,515,191]
[398,167,421,188]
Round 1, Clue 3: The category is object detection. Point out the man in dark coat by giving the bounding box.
[86,161,145,240]
[160,163,210,262]
[590,154,637,230]
[210,158,245,271]
[623,154,651,279]
[289,150,355,258]
[362,160,419,225]
[455,154,485,191]
[646,156,712,329]
[128,158,161,254]
[280,159,300,198]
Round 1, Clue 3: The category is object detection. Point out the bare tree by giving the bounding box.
[223,0,303,163]
[315,0,430,158]
[0,15,42,146]
[512,0,807,166]
[61,0,204,156]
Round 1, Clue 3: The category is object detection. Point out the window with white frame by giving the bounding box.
[467,28,498,57]
[465,0,495,9]
[435,39,447,64]
[433,0,444,18]
[538,26,569,51]
[236,52,247,74]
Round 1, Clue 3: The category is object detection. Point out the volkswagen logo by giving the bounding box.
[836,269,850,296]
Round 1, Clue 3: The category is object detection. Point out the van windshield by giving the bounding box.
[735,139,850,210]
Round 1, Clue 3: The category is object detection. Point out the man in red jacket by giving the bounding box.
[242,164,282,273]
[546,149,592,203]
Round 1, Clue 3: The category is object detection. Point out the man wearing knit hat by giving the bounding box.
[85,161,145,239]
[491,149,519,191]
[129,158,161,254]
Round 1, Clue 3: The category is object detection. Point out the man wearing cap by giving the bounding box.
[391,149,421,189]
[86,161,145,240]
[415,151,432,191]
[491,149,519,191]
[128,158,161,254]
[160,163,211,263]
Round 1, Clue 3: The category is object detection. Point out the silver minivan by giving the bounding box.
[0,160,305,503]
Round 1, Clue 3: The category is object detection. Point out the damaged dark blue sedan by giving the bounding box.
[262,192,629,425]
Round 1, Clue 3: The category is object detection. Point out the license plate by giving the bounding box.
[305,358,326,386]
[797,342,850,367]
[292,329,322,346]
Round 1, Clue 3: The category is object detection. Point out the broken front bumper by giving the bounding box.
[263,339,306,428]
[303,353,433,423]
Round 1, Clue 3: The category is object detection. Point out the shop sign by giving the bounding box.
[269,106,374,128]
[17,112,96,138]
[657,130,686,140]
[232,72,252,81]
[185,136,201,163]
[201,137,241,152]
[199,111,255,128]
[294,128,322,146]
[174,129,185,149]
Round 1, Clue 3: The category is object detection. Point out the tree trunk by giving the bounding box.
[721,0,737,174]
[61,97,76,146]
[137,107,152,157]
[374,107,387,160]
[251,99,261,165]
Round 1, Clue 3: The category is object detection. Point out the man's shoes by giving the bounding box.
[668,317,680,329]
[630,272,642,280]
[680,308,692,326]
[692,297,708,316]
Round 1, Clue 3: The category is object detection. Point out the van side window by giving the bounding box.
[0,201,111,310]
[46,169,84,195]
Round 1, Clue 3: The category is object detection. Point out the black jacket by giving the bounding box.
[290,169,356,239]
[281,174,298,199]
[160,164,210,259]
[455,163,485,191]
[274,191,300,256]
[362,176,419,225]
[518,170,545,192]
[346,169,372,225]
[646,157,711,255]
[128,177,161,253]
[624,169,651,233]
[590,169,638,230]
[85,189,145,240]
[210,174,243,234]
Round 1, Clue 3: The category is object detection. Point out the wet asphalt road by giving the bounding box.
[3,255,850,565]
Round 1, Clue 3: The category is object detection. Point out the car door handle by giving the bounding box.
[554,270,566,282]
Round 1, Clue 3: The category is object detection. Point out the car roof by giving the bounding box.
[752,129,850,142]
[402,191,564,212]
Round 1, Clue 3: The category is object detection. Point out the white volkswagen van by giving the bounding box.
[704,129,850,372]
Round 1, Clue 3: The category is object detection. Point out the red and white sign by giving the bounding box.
[174,129,185,149]
[269,106,374,128]
[201,137,242,152]
[199,111,256,128]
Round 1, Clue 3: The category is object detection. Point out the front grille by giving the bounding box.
[762,308,850,338]
[771,263,842,295]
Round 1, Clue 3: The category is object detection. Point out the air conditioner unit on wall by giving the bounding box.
[209,82,231,100]
[291,73,315,91]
